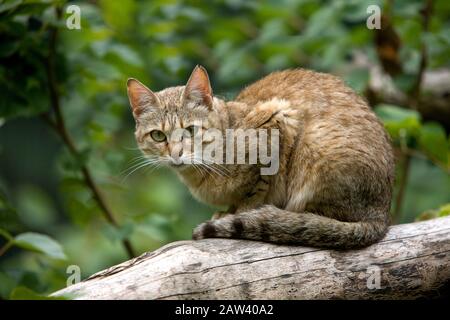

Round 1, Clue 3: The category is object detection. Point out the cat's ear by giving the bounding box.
[127,78,159,117]
[184,65,213,109]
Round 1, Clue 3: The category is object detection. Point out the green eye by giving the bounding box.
[185,125,199,137]
[150,130,166,142]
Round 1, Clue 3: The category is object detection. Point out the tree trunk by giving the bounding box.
[53,216,450,299]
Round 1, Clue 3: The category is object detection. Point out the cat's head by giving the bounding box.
[127,65,224,171]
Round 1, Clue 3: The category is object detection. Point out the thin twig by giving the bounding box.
[0,241,13,257]
[396,145,449,174]
[393,152,411,222]
[43,7,135,258]
[387,0,435,219]
[0,229,14,257]
[408,0,433,110]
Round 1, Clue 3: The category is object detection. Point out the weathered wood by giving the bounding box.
[54,216,450,299]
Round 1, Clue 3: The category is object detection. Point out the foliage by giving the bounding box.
[375,104,449,170]
[0,0,449,299]
[416,203,450,221]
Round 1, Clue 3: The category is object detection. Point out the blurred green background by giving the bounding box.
[0,0,449,299]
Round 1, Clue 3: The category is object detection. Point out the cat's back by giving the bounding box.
[234,68,386,150]
[235,68,394,185]
[235,68,354,107]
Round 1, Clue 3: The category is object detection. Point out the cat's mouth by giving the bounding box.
[168,162,190,170]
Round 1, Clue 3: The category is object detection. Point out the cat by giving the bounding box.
[127,65,394,249]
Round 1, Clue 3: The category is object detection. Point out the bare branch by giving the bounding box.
[43,7,135,259]
[53,217,450,300]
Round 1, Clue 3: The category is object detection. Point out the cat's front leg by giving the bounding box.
[211,211,232,220]
[211,205,237,220]
[194,209,235,239]
[235,175,270,213]
[193,177,269,240]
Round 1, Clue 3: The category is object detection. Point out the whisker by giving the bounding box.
[120,157,164,182]
[191,156,230,178]
[122,146,142,151]
[192,163,206,178]
[201,159,231,175]
[206,163,230,177]
[121,161,152,182]
[205,164,227,177]
[125,156,149,167]
[199,158,230,176]
[120,158,159,176]
[144,162,163,175]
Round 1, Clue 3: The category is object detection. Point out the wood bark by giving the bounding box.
[54,216,450,299]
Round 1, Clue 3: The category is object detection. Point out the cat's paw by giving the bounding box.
[192,221,216,240]
[192,218,234,240]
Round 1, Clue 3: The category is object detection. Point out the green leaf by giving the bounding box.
[99,0,136,31]
[418,122,448,165]
[305,5,339,37]
[136,214,173,242]
[107,44,144,68]
[392,74,417,93]
[375,104,421,123]
[14,232,67,260]
[102,221,134,243]
[0,228,13,241]
[415,209,438,221]
[0,190,24,233]
[10,287,65,300]
[416,203,450,221]
[0,272,17,299]
[0,0,23,14]
[374,104,421,142]
[438,203,450,217]
[16,185,57,230]
[60,177,97,226]
[344,68,369,93]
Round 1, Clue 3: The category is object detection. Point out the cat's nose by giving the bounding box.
[169,145,183,165]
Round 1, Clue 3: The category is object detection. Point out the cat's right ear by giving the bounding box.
[127,78,159,117]
[184,65,213,109]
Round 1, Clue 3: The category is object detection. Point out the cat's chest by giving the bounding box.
[188,179,242,206]
[180,171,255,207]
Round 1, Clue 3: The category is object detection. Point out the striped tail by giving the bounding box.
[192,205,389,249]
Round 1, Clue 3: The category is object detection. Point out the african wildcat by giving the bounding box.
[127,65,394,249]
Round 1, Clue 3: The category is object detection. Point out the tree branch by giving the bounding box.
[408,0,433,110]
[391,0,435,221]
[43,7,135,258]
[363,0,450,132]
[52,216,450,299]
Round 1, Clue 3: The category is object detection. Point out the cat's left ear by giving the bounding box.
[184,65,213,109]
[127,78,160,118]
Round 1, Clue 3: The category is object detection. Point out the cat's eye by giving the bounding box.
[149,130,167,142]
[185,125,199,137]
